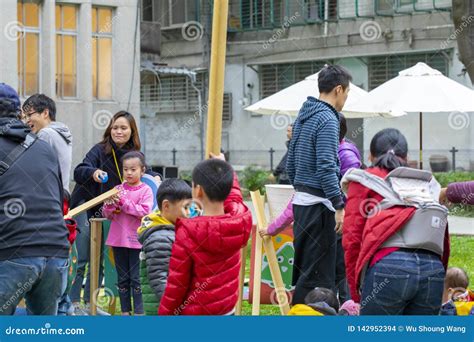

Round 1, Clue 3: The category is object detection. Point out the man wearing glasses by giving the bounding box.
[22,94,72,193]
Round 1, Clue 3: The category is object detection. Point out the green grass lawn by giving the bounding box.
[98,235,474,316]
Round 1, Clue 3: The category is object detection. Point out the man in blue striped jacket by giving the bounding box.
[286,65,352,304]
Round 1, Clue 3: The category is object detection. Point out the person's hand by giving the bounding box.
[259,227,270,238]
[439,188,448,204]
[335,209,345,234]
[209,152,226,161]
[93,169,107,183]
[104,194,120,206]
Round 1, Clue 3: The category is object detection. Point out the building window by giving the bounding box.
[56,4,77,98]
[17,1,40,97]
[259,61,332,98]
[141,72,205,113]
[141,0,155,22]
[368,52,449,90]
[157,0,200,28]
[228,0,337,31]
[92,7,113,100]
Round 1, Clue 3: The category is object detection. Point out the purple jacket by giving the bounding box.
[267,140,362,236]
[338,139,362,176]
[446,181,474,205]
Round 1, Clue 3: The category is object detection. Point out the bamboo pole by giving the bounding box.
[235,245,247,315]
[89,218,106,316]
[205,0,229,158]
[251,191,291,315]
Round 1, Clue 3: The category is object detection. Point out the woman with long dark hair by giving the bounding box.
[69,111,159,315]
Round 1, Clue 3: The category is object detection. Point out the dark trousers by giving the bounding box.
[112,247,143,314]
[335,235,350,303]
[292,203,336,305]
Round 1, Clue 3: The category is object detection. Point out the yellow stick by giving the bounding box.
[89,218,106,315]
[205,0,229,158]
[235,245,247,315]
[65,188,119,219]
[251,191,291,315]
[251,213,263,316]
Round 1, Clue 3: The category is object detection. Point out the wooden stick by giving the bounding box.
[251,221,263,315]
[89,218,106,316]
[205,0,229,158]
[235,245,247,315]
[66,188,119,219]
[65,188,119,219]
[251,190,291,315]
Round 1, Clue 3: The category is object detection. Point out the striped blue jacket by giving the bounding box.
[286,97,344,209]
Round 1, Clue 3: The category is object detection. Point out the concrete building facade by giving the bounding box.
[0,0,141,190]
[141,0,474,172]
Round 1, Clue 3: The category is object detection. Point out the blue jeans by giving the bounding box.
[57,293,73,316]
[69,212,104,304]
[360,249,445,315]
[0,257,68,315]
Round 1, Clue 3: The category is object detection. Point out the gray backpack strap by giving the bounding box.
[341,168,402,204]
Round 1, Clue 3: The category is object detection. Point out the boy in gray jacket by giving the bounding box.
[137,178,192,314]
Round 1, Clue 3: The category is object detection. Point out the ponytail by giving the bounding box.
[370,128,408,171]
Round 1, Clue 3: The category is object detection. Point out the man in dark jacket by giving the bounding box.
[286,65,352,304]
[0,83,69,315]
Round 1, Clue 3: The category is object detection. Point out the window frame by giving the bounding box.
[56,3,78,99]
[17,0,41,98]
[92,6,114,101]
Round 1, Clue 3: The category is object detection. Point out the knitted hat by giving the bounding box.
[0,83,20,113]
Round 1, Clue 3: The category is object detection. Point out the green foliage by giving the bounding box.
[179,171,192,183]
[434,172,474,187]
[240,165,275,196]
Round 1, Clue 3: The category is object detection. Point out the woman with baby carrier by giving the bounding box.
[342,128,450,315]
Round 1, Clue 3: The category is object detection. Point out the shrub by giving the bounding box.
[240,165,275,197]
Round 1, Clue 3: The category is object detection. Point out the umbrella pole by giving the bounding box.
[419,112,423,169]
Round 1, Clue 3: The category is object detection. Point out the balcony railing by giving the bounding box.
[227,0,452,31]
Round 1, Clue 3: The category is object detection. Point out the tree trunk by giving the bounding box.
[452,0,474,84]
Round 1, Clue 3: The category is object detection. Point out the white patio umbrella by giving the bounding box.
[245,71,406,118]
[348,62,474,168]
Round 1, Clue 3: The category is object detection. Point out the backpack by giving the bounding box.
[341,167,448,256]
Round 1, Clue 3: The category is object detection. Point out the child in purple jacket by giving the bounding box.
[103,151,154,315]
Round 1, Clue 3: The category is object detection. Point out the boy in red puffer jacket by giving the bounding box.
[158,154,252,315]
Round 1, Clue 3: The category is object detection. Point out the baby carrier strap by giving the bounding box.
[342,167,448,256]
[341,168,403,205]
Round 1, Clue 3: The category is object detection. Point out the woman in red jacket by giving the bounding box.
[342,128,449,315]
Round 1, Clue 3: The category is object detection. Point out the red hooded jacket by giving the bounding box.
[342,167,450,303]
[158,174,252,315]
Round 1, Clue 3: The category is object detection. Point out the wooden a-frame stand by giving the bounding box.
[235,190,290,315]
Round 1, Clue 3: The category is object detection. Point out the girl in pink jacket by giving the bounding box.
[103,151,153,315]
